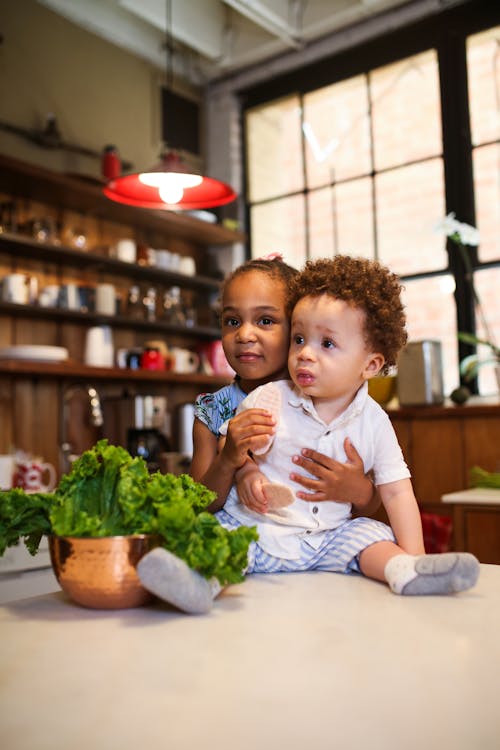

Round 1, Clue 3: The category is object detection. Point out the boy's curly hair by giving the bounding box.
[288,256,407,373]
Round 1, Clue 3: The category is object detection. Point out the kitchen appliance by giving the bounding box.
[124,395,171,472]
[397,340,444,406]
[127,428,169,473]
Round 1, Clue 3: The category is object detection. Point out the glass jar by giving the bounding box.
[161,286,186,325]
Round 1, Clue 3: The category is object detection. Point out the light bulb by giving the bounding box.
[159,180,184,204]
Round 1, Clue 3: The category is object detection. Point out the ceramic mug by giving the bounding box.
[198,341,235,376]
[170,347,200,374]
[95,283,116,316]
[2,273,33,304]
[84,325,114,367]
[13,458,57,493]
[0,454,15,490]
[38,284,60,308]
[113,238,136,263]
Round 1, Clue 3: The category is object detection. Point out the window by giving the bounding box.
[243,8,500,397]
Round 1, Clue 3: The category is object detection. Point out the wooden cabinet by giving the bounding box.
[387,403,500,562]
[0,155,242,473]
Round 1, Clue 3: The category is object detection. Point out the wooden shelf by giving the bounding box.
[0,233,222,292]
[0,154,246,246]
[0,358,232,386]
[0,300,221,340]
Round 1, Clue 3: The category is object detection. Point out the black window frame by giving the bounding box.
[238,0,500,390]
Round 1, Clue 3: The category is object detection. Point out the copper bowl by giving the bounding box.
[49,534,160,609]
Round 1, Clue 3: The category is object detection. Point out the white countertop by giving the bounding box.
[441,487,500,505]
[1,565,499,750]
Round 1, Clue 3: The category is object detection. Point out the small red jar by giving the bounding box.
[140,346,164,370]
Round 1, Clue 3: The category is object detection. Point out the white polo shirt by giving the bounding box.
[220,380,410,559]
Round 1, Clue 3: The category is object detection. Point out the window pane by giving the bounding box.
[307,179,374,260]
[335,178,374,258]
[250,195,305,269]
[473,143,500,262]
[303,75,371,188]
[401,275,458,398]
[467,26,500,146]
[474,267,500,395]
[245,95,304,202]
[376,158,447,274]
[371,50,442,171]
[307,188,335,259]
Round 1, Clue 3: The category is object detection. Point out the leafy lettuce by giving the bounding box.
[0,440,257,585]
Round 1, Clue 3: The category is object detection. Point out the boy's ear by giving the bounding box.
[364,352,385,379]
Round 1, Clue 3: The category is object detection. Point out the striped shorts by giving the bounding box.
[216,509,395,575]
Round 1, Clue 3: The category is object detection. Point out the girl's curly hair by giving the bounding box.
[288,256,407,373]
[221,256,298,295]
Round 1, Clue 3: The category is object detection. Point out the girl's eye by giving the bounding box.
[222,316,240,328]
[258,316,274,327]
[322,338,335,349]
[293,334,304,345]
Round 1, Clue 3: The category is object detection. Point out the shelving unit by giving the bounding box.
[0,232,224,292]
[0,154,243,470]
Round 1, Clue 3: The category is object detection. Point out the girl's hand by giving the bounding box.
[221,408,276,469]
[236,467,268,514]
[289,437,379,514]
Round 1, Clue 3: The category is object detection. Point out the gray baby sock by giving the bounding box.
[385,552,480,595]
[137,548,220,614]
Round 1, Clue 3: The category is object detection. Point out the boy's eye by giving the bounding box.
[322,338,335,349]
[222,316,240,328]
[293,334,304,345]
[258,316,275,327]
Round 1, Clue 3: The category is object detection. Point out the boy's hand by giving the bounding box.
[290,437,377,512]
[236,467,269,514]
[222,408,276,469]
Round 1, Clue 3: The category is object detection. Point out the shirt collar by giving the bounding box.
[288,381,369,428]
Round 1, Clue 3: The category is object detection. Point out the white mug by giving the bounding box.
[2,274,31,304]
[114,239,136,263]
[170,347,200,374]
[179,256,196,276]
[38,284,60,307]
[0,455,15,490]
[95,283,116,316]
[13,458,57,493]
[84,325,114,367]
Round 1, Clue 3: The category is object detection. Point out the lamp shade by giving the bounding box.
[103,151,237,211]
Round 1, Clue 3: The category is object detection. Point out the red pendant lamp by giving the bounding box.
[102,1,237,212]
[103,150,237,210]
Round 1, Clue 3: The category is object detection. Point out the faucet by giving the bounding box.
[60,384,103,474]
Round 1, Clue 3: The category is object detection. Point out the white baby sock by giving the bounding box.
[384,552,480,595]
[136,547,221,614]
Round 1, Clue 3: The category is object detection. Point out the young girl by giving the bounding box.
[137,257,379,613]
[190,256,377,514]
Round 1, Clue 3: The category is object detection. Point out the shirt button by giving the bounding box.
[312,506,318,514]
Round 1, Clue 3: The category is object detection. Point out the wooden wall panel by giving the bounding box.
[463,417,500,477]
[409,418,465,503]
[0,376,14,452]
[461,508,500,564]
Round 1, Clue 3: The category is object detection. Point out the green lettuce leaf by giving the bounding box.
[0,440,258,584]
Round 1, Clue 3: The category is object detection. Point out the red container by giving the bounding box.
[140,347,164,370]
